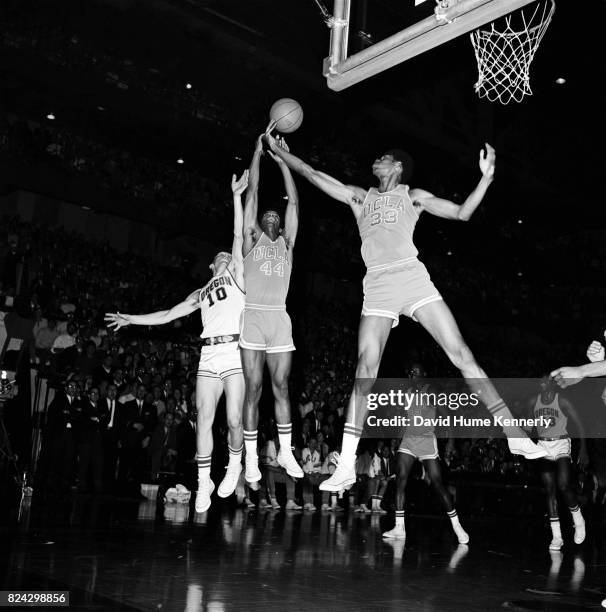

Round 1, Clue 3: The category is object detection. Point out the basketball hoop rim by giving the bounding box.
[473,0,555,37]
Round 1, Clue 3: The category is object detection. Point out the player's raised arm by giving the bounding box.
[105,290,199,330]
[265,128,366,212]
[230,169,248,285]
[243,134,264,254]
[551,360,606,388]
[268,137,299,247]
[413,144,495,221]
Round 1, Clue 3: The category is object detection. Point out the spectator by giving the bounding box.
[259,434,301,511]
[74,387,104,494]
[149,413,178,481]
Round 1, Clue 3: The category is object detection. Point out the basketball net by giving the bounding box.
[468,0,556,104]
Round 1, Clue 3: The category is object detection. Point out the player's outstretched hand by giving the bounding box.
[480,143,496,180]
[267,135,289,164]
[586,340,605,363]
[550,366,583,388]
[104,312,130,330]
[231,169,249,195]
[264,121,278,152]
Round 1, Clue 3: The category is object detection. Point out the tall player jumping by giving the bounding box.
[240,131,303,484]
[266,131,546,492]
[105,171,249,512]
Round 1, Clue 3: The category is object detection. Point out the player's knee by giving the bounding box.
[196,401,215,421]
[245,378,263,398]
[446,342,475,371]
[272,376,290,399]
[196,410,213,433]
[356,353,380,380]
[430,475,444,489]
[226,413,242,432]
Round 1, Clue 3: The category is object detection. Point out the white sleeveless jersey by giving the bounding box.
[198,268,245,339]
[534,392,568,439]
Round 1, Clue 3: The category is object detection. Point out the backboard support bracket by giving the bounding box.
[324,0,537,91]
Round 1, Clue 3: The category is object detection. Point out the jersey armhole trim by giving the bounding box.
[243,232,264,261]
[227,266,246,295]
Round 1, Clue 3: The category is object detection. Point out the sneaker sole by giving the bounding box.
[320,475,356,492]
[195,482,215,513]
[277,459,303,479]
[218,468,243,498]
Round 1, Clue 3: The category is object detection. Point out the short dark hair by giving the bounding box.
[384,149,414,182]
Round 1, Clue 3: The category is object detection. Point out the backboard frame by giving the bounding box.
[324,0,538,91]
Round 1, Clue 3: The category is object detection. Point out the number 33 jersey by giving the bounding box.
[198,268,245,339]
[357,184,419,271]
[243,233,292,309]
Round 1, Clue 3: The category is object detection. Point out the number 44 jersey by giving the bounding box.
[243,233,292,309]
[198,268,245,339]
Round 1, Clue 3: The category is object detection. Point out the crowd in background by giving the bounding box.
[1,216,604,515]
[1,9,604,511]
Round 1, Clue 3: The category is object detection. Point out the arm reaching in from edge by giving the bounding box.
[412,144,495,221]
[265,125,366,218]
[105,290,199,330]
[551,361,606,388]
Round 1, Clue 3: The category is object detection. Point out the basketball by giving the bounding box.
[269,98,303,133]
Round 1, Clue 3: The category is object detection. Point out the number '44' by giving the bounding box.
[260,261,285,277]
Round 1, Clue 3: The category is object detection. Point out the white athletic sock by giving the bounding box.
[340,423,362,464]
[228,444,243,468]
[277,423,293,454]
[395,510,405,528]
[570,505,583,525]
[447,509,461,528]
[486,399,526,437]
[196,454,211,484]
[243,430,258,459]
[550,518,562,540]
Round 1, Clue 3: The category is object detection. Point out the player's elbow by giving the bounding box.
[457,211,471,222]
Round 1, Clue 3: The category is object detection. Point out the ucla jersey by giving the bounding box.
[404,385,436,437]
[199,268,245,339]
[534,393,568,439]
[243,233,291,309]
[358,184,419,270]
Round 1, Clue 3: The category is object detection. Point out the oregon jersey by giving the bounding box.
[199,268,245,339]
[534,392,568,439]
